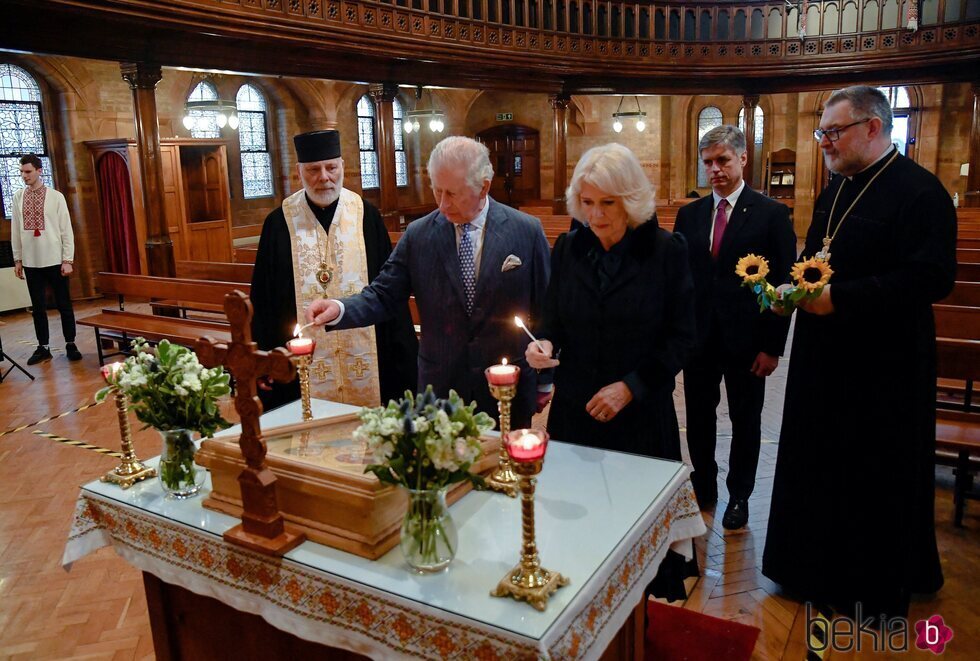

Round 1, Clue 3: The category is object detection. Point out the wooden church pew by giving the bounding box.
[79,273,249,365]
[942,282,980,308]
[175,260,253,284]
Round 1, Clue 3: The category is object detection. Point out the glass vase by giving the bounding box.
[400,487,457,573]
[158,429,204,499]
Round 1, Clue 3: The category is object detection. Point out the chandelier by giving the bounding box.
[404,86,445,134]
[612,96,646,133]
[182,76,239,132]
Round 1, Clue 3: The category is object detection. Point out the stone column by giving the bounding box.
[369,82,400,230]
[742,94,760,189]
[966,83,980,208]
[120,62,174,277]
[550,93,571,214]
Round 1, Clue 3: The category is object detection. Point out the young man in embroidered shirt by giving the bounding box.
[12,154,82,364]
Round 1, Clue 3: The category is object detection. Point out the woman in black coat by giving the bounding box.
[527,143,696,460]
[526,143,698,601]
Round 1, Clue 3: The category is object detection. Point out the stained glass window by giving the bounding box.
[696,106,723,188]
[737,106,765,145]
[236,84,273,199]
[738,106,766,185]
[878,86,912,155]
[1,64,52,219]
[357,95,378,190]
[393,98,408,187]
[187,81,220,139]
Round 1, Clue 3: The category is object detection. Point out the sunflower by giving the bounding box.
[790,257,833,293]
[735,254,770,284]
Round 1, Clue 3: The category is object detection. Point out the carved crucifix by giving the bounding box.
[196,290,306,556]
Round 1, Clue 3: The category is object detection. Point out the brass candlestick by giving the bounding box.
[486,381,520,497]
[287,354,322,456]
[491,448,569,611]
[102,388,156,488]
[295,354,314,422]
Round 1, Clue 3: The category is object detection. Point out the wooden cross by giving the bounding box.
[196,290,306,556]
[349,356,369,378]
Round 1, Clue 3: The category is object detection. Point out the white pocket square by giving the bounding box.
[501,255,523,272]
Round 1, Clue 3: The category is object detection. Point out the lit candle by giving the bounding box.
[485,358,520,386]
[100,361,124,384]
[514,316,545,353]
[505,428,549,462]
[287,324,316,356]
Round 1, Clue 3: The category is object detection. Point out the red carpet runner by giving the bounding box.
[645,600,760,661]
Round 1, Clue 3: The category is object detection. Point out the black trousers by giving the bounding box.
[683,339,767,501]
[24,265,76,346]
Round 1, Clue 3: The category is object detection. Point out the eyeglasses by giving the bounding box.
[813,118,871,143]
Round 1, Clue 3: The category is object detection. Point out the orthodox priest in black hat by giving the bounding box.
[250,129,418,411]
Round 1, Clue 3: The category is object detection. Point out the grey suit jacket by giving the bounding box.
[336,198,550,426]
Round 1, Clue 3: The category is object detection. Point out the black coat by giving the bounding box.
[674,186,796,362]
[250,195,418,410]
[762,150,956,616]
[539,220,696,458]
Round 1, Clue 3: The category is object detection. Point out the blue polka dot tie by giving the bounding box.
[458,223,476,315]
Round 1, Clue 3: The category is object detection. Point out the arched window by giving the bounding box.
[0,63,53,218]
[738,105,766,185]
[392,98,408,187]
[187,80,220,139]
[696,106,724,188]
[236,84,274,199]
[357,95,379,190]
[877,85,914,155]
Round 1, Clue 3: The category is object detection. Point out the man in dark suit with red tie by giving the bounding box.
[674,125,796,530]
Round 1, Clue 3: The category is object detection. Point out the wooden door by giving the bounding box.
[476,125,540,207]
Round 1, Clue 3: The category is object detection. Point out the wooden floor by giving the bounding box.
[0,299,977,660]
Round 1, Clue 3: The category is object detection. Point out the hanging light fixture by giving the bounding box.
[404,86,446,134]
[612,96,647,133]
[182,76,239,133]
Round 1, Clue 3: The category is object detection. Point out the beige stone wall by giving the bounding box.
[4,51,974,298]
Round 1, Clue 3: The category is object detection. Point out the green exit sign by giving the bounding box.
[496,113,513,121]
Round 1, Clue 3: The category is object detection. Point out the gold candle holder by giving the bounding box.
[491,429,569,610]
[287,353,322,457]
[102,388,156,488]
[294,354,314,422]
[485,380,520,497]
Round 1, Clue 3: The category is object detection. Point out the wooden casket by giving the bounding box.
[195,412,501,559]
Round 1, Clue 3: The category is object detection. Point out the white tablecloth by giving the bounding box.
[64,400,706,660]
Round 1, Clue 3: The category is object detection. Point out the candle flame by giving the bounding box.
[514,315,525,329]
[293,323,302,338]
[501,358,508,366]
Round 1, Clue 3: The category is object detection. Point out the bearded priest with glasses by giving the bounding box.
[762,85,956,622]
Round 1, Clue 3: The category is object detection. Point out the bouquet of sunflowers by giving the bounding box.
[735,254,833,313]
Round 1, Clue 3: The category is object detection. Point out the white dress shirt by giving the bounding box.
[11,185,75,268]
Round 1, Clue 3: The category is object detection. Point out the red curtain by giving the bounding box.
[96,152,141,274]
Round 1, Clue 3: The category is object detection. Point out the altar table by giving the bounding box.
[64,399,706,660]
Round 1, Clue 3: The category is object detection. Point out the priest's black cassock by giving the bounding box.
[762,149,956,619]
[250,195,418,410]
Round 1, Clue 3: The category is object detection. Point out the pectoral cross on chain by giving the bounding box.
[816,237,832,262]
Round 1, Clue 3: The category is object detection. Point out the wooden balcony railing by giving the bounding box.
[17,0,980,92]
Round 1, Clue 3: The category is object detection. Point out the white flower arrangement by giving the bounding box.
[356,387,494,490]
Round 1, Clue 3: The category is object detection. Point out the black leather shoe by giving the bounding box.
[722,498,749,530]
[27,346,52,365]
[66,342,82,361]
